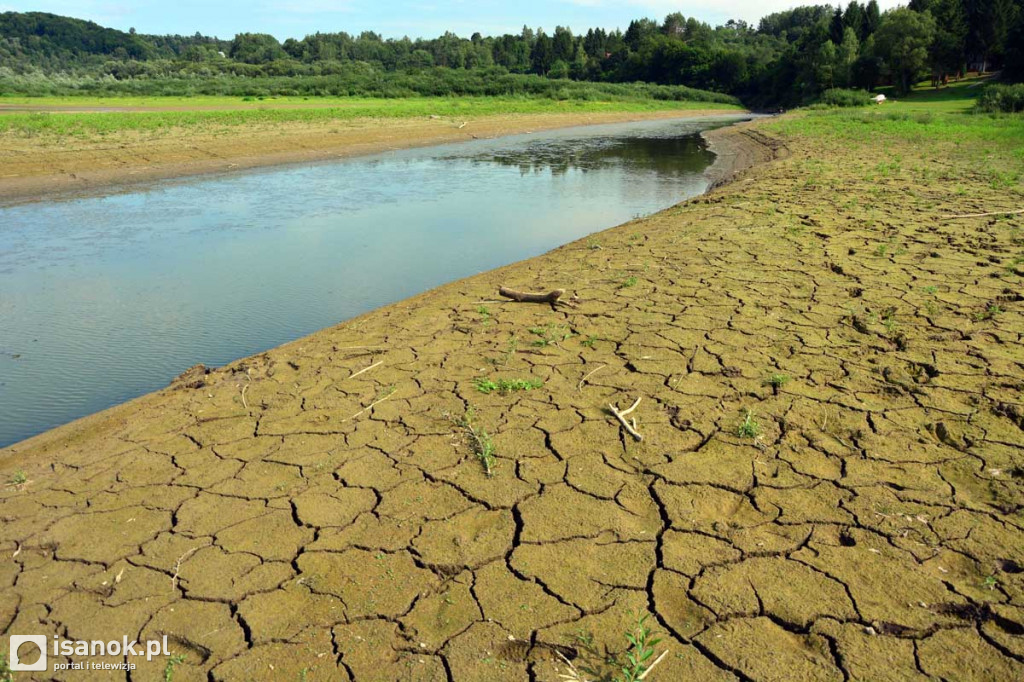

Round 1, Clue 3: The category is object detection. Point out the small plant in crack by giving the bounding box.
[1,652,13,682]
[529,324,571,347]
[7,470,27,486]
[764,374,790,389]
[615,611,666,682]
[474,377,543,394]
[618,276,638,289]
[581,335,601,348]
[737,409,761,439]
[983,575,999,590]
[486,335,519,367]
[164,653,187,682]
[456,407,497,476]
[973,304,1003,322]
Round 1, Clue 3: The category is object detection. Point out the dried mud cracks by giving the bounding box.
[1,124,1023,681]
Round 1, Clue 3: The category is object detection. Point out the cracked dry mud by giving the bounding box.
[2,119,1023,681]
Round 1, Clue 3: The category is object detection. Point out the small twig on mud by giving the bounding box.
[638,650,669,680]
[555,650,592,682]
[348,360,383,380]
[940,208,1024,220]
[609,397,644,442]
[344,385,396,421]
[578,364,607,392]
[498,286,565,304]
[240,370,251,410]
[171,547,200,590]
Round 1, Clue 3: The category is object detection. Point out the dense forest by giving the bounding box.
[1,2,1022,105]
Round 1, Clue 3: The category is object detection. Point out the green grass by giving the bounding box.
[765,84,1024,186]
[164,653,187,682]
[737,409,761,439]
[0,96,743,138]
[7,470,26,485]
[458,407,497,476]
[0,652,12,682]
[474,377,543,394]
[874,74,994,112]
[528,324,572,347]
[764,374,790,388]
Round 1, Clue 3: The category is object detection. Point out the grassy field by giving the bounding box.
[0,96,743,138]
[767,77,1024,194]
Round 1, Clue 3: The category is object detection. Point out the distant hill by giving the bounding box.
[0,12,225,68]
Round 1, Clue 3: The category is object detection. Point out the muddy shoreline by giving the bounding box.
[3,112,1021,681]
[0,108,744,206]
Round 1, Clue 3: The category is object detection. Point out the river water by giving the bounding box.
[0,114,747,446]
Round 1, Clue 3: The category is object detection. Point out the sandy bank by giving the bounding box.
[0,108,741,205]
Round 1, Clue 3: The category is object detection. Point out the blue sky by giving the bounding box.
[0,0,905,40]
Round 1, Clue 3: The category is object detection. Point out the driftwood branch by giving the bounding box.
[499,286,565,304]
[578,364,606,392]
[608,397,643,441]
[348,360,382,380]
[638,650,669,680]
[941,208,1024,220]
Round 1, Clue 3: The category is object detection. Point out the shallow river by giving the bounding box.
[0,114,746,447]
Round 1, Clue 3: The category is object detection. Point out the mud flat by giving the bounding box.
[0,108,737,205]
[2,109,1023,681]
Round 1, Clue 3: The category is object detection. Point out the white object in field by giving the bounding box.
[873,94,887,104]
[218,51,226,58]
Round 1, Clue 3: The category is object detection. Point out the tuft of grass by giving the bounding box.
[529,324,571,347]
[1,652,12,682]
[764,374,790,388]
[619,276,639,289]
[477,305,491,325]
[581,335,601,348]
[457,408,497,476]
[737,409,761,439]
[973,304,1003,322]
[164,653,187,682]
[8,470,27,486]
[484,335,520,367]
[474,377,543,394]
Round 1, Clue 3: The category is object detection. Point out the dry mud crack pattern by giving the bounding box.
[2,122,1023,681]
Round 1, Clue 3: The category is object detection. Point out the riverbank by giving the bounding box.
[0,101,741,204]
[2,103,1023,681]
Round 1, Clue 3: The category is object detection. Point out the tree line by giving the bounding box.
[1,3,1022,105]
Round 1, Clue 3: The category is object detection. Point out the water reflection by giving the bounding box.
[0,115,746,446]
[458,132,715,177]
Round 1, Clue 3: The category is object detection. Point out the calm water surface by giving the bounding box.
[0,115,746,446]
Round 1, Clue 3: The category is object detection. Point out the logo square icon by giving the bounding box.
[9,634,48,671]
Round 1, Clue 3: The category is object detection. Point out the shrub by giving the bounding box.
[818,88,872,107]
[975,83,1024,113]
